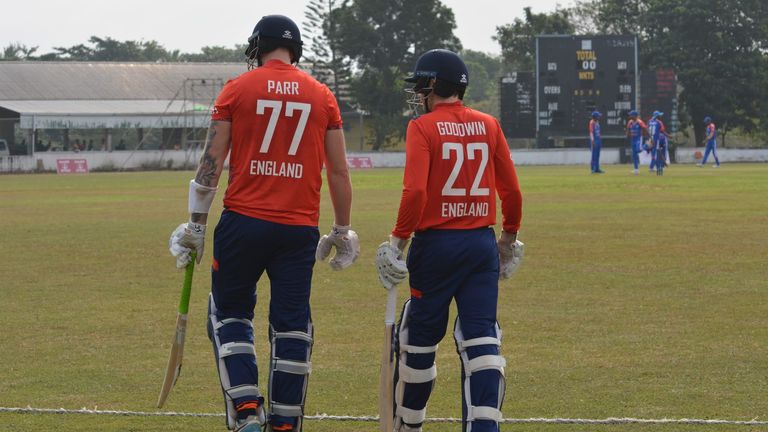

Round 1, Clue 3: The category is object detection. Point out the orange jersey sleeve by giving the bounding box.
[493,122,522,233]
[214,60,342,226]
[392,102,522,238]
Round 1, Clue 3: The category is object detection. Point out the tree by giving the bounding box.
[302,0,351,101]
[582,0,768,143]
[53,36,182,61]
[182,45,246,62]
[493,7,574,71]
[334,0,461,150]
[1,43,38,60]
[461,50,504,117]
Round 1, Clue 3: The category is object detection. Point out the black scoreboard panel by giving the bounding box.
[499,72,536,139]
[535,35,638,139]
[640,68,678,133]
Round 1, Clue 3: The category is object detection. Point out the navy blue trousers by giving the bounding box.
[211,210,318,426]
[402,228,503,432]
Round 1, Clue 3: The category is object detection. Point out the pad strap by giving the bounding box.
[214,318,253,330]
[271,402,303,417]
[400,343,438,354]
[218,342,256,358]
[468,405,503,422]
[399,363,437,384]
[274,359,312,375]
[396,405,427,425]
[467,355,506,375]
[457,336,501,351]
[226,384,262,400]
[273,330,313,344]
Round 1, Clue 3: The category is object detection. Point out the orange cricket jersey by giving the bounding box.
[211,60,342,226]
[392,101,522,239]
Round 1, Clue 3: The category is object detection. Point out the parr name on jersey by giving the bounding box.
[267,80,300,95]
[436,121,487,137]
[250,160,304,179]
[441,201,489,218]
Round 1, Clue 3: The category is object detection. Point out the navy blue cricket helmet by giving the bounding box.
[245,15,303,65]
[628,110,638,117]
[591,111,601,118]
[406,49,469,98]
[704,116,712,123]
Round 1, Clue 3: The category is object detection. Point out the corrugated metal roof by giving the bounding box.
[0,62,247,129]
[1,99,211,129]
[0,61,245,100]
[0,99,209,115]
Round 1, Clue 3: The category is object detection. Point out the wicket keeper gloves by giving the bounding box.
[498,231,524,279]
[316,224,361,270]
[375,236,409,290]
[169,222,206,268]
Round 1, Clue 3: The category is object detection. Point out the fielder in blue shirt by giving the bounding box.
[589,111,604,174]
[625,110,647,175]
[698,116,720,167]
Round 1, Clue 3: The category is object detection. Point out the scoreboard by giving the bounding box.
[535,35,638,140]
[641,68,678,133]
[499,72,536,139]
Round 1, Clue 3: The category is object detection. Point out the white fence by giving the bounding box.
[1,147,766,173]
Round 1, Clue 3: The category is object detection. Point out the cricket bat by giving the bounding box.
[157,253,196,408]
[378,287,398,431]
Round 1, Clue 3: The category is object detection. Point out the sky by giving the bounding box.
[2,0,568,57]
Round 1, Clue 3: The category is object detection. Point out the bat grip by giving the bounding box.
[178,252,196,314]
[384,289,397,325]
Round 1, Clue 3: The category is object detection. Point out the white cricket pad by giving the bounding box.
[393,300,438,428]
[207,295,265,429]
[267,323,314,430]
[453,317,506,431]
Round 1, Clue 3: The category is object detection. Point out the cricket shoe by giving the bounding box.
[234,416,262,432]
[696,163,703,167]
[713,164,720,168]
[632,169,639,175]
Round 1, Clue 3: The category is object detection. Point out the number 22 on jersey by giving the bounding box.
[441,142,490,197]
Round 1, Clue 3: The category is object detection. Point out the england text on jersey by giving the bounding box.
[436,121,487,137]
[250,160,304,179]
[441,201,489,218]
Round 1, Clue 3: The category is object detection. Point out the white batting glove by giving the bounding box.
[375,236,409,290]
[169,222,206,269]
[316,224,360,270]
[498,231,524,279]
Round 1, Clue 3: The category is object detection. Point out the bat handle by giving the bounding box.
[384,288,397,325]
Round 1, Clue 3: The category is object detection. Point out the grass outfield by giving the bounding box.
[0,164,766,432]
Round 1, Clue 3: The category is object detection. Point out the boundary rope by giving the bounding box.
[1,406,766,425]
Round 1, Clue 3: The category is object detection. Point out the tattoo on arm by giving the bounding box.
[190,212,205,223]
[195,123,219,186]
